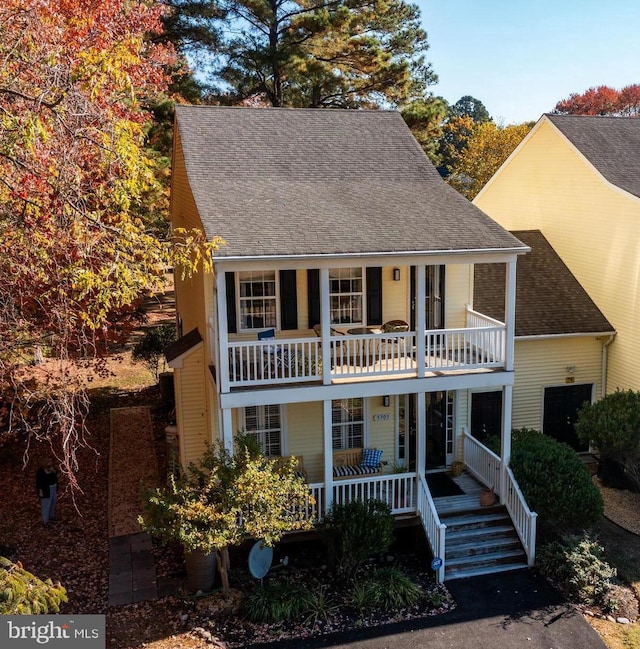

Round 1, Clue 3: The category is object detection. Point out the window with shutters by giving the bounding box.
[329,267,363,324]
[331,398,364,449]
[242,405,282,457]
[238,270,278,331]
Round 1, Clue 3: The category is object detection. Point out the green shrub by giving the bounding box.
[576,390,640,492]
[319,499,394,579]
[537,534,616,610]
[509,429,603,535]
[242,582,313,623]
[350,567,423,612]
[132,324,176,382]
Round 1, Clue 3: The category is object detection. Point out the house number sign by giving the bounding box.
[373,414,391,422]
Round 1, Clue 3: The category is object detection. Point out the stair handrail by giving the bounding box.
[504,466,537,566]
[417,475,446,583]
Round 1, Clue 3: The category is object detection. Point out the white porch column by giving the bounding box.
[215,269,230,393]
[323,399,334,511]
[416,265,426,378]
[416,391,426,480]
[221,408,234,454]
[504,260,517,372]
[499,384,513,503]
[320,268,332,385]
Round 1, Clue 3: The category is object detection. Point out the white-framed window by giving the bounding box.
[329,267,363,325]
[242,404,282,457]
[238,270,277,331]
[332,398,364,449]
[396,394,407,464]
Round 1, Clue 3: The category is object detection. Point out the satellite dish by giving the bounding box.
[248,541,273,580]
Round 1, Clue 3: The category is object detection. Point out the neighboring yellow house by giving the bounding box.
[473,230,614,452]
[166,106,536,580]
[475,114,640,395]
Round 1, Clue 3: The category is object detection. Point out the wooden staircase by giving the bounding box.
[440,504,528,580]
[431,471,529,581]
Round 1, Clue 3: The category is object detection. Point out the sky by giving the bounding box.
[417,0,640,124]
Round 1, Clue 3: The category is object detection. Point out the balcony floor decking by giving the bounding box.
[431,471,489,516]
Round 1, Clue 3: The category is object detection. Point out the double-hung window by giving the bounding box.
[331,398,364,449]
[329,268,363,325]
[238,270,277,331]
[242,405,282,457]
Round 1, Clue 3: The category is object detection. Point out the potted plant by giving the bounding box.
[450,460,464,477]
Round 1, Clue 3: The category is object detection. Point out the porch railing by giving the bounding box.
[504,467,537,566]
[332,473,416,515]
[463,430,502,494]
[417,475,446,583]
[226,317,506,387]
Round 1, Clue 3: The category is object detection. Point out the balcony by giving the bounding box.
[225,309,505,388]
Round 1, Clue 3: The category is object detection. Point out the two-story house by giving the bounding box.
[167,106,535,580]
[475,115,639,400]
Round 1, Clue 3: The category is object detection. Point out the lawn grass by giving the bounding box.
[588,616,640,649]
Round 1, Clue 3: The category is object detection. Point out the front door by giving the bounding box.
[471,391,503,444]
[543,384,593,452]
[407,391,453,470]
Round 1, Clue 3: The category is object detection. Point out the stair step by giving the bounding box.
[446,562,530,581]
[442,512,510,530]
[447,524,515,541]
[445,547,526,569]
[446,536,522,559]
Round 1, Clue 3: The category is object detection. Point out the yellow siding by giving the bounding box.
[285,402,324,481]
[382,267,410,323]
[446,264,472,328]
[475,118,640,391]
[511,337,603,430]
[176,347,210,468]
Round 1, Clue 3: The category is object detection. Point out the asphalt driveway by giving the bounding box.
[247,568,606,649]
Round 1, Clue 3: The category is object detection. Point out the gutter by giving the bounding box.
[516,331,616,341]
[601,333,616,397]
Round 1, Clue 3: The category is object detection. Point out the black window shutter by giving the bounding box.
[307,269,320,327]
[366,267,383,325]
[224,272,237,334]
[279,270,298,330]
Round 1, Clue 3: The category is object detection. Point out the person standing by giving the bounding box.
[36,459,58,527]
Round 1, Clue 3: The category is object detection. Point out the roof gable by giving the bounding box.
[174,106,526,259]
[474,230,614,337]
[546,114,640,198]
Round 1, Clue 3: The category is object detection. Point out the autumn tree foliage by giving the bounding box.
[554,84,640,116]
[446,121,533,200]
[0,1,219,488]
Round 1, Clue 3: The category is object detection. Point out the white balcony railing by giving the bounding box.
[226,317,506,388]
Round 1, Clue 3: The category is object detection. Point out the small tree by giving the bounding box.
[0,557,67,614]
[576,390,640,492]
[132,324,177,382]
[139,435,313,595]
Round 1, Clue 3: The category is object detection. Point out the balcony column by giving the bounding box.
[320,268,331,385]
[499,384,513,503]
[323,399,334,511]
[215,269,230,393]
[221,408,234,454]
[504,260,516,372]
[415,266,426,378]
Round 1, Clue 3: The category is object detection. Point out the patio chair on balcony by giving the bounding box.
[258,328,302,379]
[380,320,410,357]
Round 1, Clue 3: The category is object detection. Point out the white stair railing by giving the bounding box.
[504,467,537,566]
[417,475,446,583]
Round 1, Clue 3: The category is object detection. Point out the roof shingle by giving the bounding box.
[546,114,640,198]
[174,106,526,259]
[474,230,615,337]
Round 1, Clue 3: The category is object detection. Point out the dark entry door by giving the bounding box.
[471,391,503,444]
[543,384,593,451]
[407,392,449,470]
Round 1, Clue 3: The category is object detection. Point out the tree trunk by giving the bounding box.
[215,547,231,596]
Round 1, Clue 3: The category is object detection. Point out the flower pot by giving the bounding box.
[480,487,497,507]
[450,461,464,477]
[184,548,216,593]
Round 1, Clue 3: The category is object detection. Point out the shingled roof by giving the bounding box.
[546,114,640,198]
[474,230,615,337]
[174,106,526,259]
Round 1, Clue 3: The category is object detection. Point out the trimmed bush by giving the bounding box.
[319,499,394,579]
[242,582,313,623]
[350,567,424,613]
[509,428,603,535]
[537,534,616,611]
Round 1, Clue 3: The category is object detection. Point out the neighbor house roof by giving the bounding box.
[173,106,527,259]
[546,114,640,198]
[474,230,615,337]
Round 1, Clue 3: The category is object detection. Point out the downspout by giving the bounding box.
[601,334,616,398]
